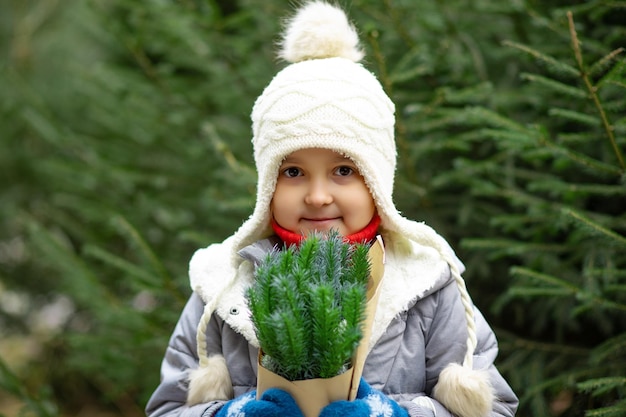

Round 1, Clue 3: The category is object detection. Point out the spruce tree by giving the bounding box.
[401,4,626,416]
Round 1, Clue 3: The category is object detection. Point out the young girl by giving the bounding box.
[146,2,518,417]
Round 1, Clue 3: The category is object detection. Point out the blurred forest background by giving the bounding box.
[1,0,625,416]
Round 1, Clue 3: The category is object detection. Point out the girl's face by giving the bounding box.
[271,148,376,237]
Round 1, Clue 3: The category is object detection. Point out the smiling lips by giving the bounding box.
[302,217,340,228]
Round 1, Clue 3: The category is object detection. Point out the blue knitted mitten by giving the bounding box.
[215,388,304,417]
[319,378,408,417]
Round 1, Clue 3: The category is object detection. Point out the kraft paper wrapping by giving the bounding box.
[256,236,386,417]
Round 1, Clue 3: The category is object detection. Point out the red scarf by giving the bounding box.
[271,214,381,246]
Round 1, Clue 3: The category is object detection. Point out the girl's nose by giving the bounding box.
[304,179,333,207]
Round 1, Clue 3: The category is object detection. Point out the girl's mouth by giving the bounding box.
[301,218,340,229]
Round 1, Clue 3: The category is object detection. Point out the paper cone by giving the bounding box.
[348,235,385,400]
[257,353,354,417]
[256,237,386,417]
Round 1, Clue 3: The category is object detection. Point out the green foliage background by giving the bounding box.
[1,0,624,416]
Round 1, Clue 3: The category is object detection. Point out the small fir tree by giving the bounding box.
[247,231,370,381]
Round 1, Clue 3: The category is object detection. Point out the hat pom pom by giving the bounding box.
[432,363,495,417]
[187,355,233,405]
[279,1,364,63]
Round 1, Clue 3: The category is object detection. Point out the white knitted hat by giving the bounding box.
[194,2,494,416]
[229,1,396,254]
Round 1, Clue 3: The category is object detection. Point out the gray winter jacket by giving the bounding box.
[145,236,518,417]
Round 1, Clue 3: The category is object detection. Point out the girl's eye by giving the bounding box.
[335,166,354,176]
[282,167,302,178]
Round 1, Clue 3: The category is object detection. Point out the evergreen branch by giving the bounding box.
[528,181,626,197]
[588,269,626,279]
[272,275,306,330]
[290,267,311,308]
[577,377,626,396]
[589,47,625,81]
[346,243,371,287]
[248,256,281,347]
[254,316,278,364]
[502,40,579,78]
[25,217,117,308]
[538,132,622,175]
[606,79,626,89]
[481,128,536,149]
[251,254,279,309]
[472,182,623,244]
[496,186,561,213]
[557,131,598,144]
[122,35,163,87]
[507,287,573,297]
[388,48,431,84]
[365,26,393,98]
[497,328,589,356]
[563,208,626,246]
[203,123,255,175]
[548,108,601,127]
[296,234,319,272]
[521,73,587,99]
[319,231,344,289]
[463,106,527,132]
[510,267,580,293]
[462,239,566,257]
[567,11,625,171]
[459,31,489,82]
[382,0,415,49]
[83,244,161,288]
[273,310,308,380]
[365,26,411,179]
[517,366,597,407]
[584,403,626,417]
[511,267,626,312]
[591,333,626,365]
[340,284,367,339]
[310,284,343,378]
[525,6,571,40]
[436,82,494,105]
[247,298,273,351]
[338,285,366,364]
[279,245,296,272]
[338,240,351,285]
[112,215,182,300]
